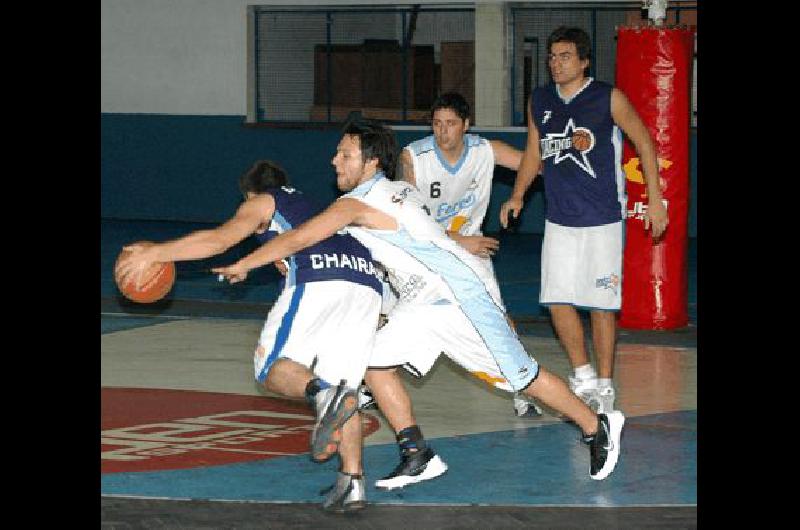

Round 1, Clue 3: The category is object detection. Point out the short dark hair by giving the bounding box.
[239,160,289,195]
[341,118,398,180]
[548,26,592,75]
[431,92,470,122]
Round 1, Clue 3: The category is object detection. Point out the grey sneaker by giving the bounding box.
[311,380,358,463]
[569,375,600,412]
[585,411,625,480]
[513,393,543,417]
[357,383,376,410]
[321,472,366,512]
[596,386,616,415]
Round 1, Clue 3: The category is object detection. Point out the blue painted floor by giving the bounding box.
[102,410,695,506]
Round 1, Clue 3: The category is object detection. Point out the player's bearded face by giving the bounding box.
[432,108,468,153]
[332,134,372,192]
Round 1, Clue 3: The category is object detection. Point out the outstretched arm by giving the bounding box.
[611,88,668,238]
[500,99,542,228]
[213,197,369,283]
[116,195,273,287]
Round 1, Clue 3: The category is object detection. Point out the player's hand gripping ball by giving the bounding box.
[114,241,176,303]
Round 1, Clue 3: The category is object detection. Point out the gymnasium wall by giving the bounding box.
[100,0,697,236]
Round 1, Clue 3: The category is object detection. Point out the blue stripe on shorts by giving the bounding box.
[256,283,306,383]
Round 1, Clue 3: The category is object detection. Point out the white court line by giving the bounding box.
[100,494,696,508]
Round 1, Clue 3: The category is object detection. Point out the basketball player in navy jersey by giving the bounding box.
[500,26,668,414]
[115,160,383,512]
[214,120,626,490]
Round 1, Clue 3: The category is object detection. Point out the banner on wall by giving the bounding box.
[616,25,695,330]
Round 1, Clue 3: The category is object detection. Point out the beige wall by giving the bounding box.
[474,3,509,126]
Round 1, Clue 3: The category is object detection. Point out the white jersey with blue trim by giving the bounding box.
[342,173,503,309]
[406,133,494,236]
[343,172,538,392]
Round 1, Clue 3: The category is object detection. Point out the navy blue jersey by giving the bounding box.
[531,79,626,227]
[254,187,382,294]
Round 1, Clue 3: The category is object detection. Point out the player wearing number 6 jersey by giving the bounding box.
[214,119,626,492]
[362,92,542,421]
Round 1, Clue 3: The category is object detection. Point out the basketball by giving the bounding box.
[114,241,176,303]
[572,130,592,151]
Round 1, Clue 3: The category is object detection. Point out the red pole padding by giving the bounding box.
[616,26,695,330]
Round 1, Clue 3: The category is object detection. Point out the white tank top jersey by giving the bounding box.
[405,134,495,236]
[342,172,531,387]
[342,172,503,307]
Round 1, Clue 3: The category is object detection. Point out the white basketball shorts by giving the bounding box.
[540,220,623,311]
[368,298,538,393]
[254,281,381,387]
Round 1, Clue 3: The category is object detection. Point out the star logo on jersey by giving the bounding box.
[539,118,596,178]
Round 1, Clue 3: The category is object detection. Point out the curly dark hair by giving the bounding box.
[239,160,289,195]
[341,117,399,181]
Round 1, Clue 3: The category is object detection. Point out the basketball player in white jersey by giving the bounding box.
[361,92,542,418]
[214,119,625,492]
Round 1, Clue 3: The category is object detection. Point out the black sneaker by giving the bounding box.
[374,447,448,490]
[585,411,625,480]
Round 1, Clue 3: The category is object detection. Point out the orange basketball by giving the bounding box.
[572,130,592,151]
[114,241,176,303]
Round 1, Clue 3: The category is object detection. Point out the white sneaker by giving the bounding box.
[596,386,616,414]
[569,376,600,412]
[513,393,542,417]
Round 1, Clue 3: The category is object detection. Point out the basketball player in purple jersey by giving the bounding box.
[116,160,383,512]
[501,26,668,414]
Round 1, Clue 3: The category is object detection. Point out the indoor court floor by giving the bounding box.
[101,219,697,528]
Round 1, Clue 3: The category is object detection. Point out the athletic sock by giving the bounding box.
[304,377,332,406]
[396,425,427,455]
[574,364,597,380]
[597,378,613,390]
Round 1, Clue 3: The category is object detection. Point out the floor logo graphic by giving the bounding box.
[101,387,380,474]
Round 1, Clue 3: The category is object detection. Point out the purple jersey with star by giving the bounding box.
[531,79,626,227]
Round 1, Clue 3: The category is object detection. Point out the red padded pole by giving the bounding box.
[616,26,695,330]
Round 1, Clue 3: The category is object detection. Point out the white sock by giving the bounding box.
[574,364,596,380]
[597,378,613,390]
